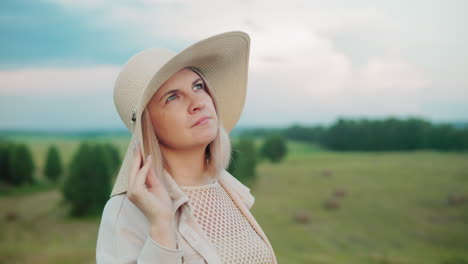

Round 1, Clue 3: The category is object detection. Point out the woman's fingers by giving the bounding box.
[129,140,142,188]
[134,155,153,191]
[146,164,159,190]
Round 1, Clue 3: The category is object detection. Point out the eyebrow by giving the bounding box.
[159,78,202,103]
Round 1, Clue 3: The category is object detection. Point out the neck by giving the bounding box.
[159,144,214,186]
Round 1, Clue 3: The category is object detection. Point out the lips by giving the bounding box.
[192,116,211,127]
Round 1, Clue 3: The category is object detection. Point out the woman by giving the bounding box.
[96,31,278,264]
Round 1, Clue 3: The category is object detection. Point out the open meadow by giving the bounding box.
[1,136,467,263]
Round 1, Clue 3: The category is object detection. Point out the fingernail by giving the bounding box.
[146,154,152,161]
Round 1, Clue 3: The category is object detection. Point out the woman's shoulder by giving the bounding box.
[102,194,125,217]
[101,193,151,230]
[97,195,184,263]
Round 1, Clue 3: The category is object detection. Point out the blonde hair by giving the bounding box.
[141,66,232,184]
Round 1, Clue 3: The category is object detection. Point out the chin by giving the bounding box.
[193,127,217,144]
[203,128,218,141]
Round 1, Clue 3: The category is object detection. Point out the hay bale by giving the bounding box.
[320,169,333,177]
[293,210,311,224]
[333,188,347,199]
[324,198,340,210]
[5,211,18,222]
[447,192,466,207]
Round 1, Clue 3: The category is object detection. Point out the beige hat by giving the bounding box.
[110,31,251,197]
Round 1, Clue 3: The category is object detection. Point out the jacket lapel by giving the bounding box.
[218,170,255,209]
[178,205,223,263]
[164,168,277,264]
[163,169,223,263]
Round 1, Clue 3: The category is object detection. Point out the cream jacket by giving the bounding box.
[96,169,278,263]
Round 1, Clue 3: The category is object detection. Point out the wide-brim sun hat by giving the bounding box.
[110,31,251,197]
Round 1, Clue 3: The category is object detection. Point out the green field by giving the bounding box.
[1,136,467,263]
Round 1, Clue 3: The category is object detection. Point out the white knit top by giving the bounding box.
[180,179,273,264]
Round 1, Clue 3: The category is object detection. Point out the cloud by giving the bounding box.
[0,66,122,130]
[2,0,465,130]
[350,57,431,115]
[357,58,429,91]
[241,54,432,126]
[0,66,120,96]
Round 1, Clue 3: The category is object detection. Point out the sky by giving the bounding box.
[0,0,467,131]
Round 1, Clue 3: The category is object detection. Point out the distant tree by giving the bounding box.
[9,143,35,185]
[102,142,121,176]
[320,116,468,151]
[44,145,63,183]
[230,137,258,188]
[91,143,114,213]
[283,124,326,143]
[260,134,288,163]
[227,143,239,175]
[62,142,112,217]
[236,117,468,151]
[0,141,13,184]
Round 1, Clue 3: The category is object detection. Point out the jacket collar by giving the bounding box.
[163,169,277,264]
[162,168,255,216]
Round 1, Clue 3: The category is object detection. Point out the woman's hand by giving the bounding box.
[126,140,174,226]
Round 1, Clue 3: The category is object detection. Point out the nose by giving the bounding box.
[189,94,206,113]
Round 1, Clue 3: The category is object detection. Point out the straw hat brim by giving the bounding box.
[110,31,250,197]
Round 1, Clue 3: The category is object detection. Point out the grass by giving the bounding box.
[251,148,468,264]
[0,136,467,263]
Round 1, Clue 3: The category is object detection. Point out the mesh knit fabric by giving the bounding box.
[180,180,273,264]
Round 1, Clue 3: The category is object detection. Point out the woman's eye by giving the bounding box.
[166,94,177,103]
[166,83,204,103]
[194,83,205,90]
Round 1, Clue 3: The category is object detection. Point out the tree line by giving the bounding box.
[0,135,287,217]
[240,117,468,151]
[2,115,466,219]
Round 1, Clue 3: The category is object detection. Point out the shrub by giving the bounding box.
[229,137,258,188]
[0,141,13,184]
[62,142,113,217]
[260,134,287,163]
[102,142,121,176]
[227,142,239,175]
[8,143,35,186]
[44,144,63,183]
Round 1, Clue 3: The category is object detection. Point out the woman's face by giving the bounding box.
[147,68,219,150]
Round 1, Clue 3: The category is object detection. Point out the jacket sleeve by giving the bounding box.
[96,194,185,263]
